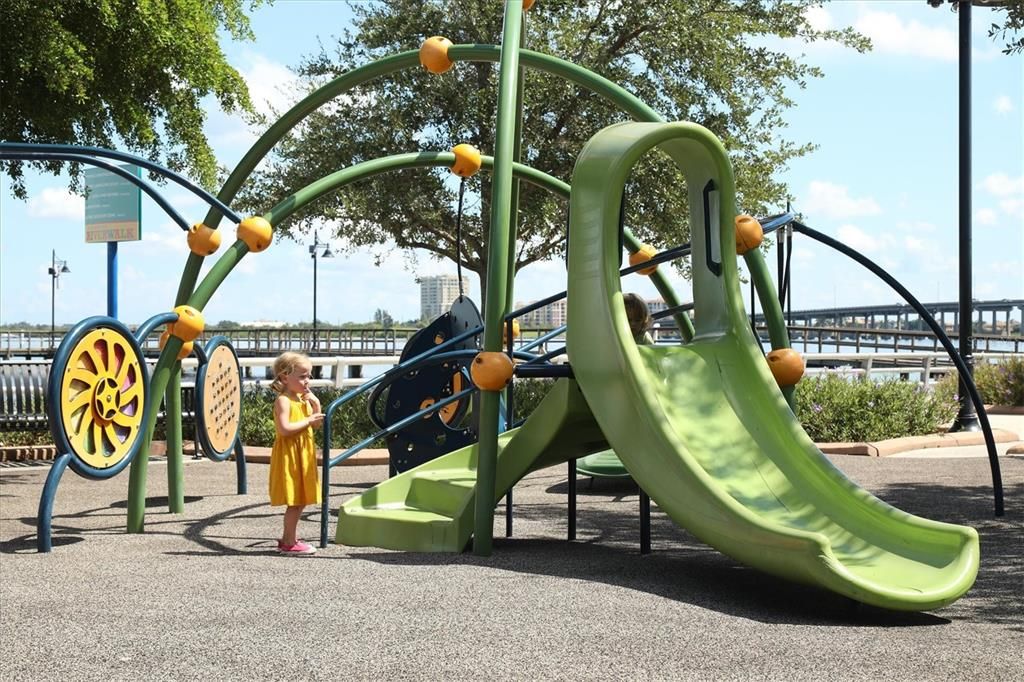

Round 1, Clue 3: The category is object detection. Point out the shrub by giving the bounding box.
[795,374,959,443]
[935,356,1024,407]
[238,385,385,450]
[510,378,555,422]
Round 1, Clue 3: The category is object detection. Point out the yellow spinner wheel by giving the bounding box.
[58,325,146,471]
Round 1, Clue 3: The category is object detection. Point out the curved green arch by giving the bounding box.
[140,36,789,534]
[196,42,781,342]
[187,152,694,338]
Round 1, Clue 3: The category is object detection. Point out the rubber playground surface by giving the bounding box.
[1,448,1021,681]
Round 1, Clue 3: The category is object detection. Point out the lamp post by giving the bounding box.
[48,250,71,351]
[309,230,334,352]
[927,0,984,430]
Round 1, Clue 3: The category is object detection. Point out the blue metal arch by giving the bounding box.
[0,142,241,224]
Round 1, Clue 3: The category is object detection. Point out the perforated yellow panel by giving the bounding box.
[201,344,241,453]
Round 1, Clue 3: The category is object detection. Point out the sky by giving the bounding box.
[1,0,1021,328]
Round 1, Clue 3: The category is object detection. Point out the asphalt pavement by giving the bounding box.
[1,447,1021,681]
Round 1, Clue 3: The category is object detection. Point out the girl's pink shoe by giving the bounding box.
[277,540,316,556]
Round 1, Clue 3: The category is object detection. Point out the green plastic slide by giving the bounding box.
[336,379,607,552]
[565,121,979,611]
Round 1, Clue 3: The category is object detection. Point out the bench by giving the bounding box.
[0,361,49,431]
[0,360,196,435]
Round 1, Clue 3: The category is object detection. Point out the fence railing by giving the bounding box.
[4,323,1021,359]
[6,350,1018,433]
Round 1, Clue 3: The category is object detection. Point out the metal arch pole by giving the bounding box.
[37,453,72,552]
[952,0,979,431]
[792,222,1003,516]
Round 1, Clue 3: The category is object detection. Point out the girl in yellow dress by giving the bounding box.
[269,352,324,556]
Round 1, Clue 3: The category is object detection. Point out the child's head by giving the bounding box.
[271,352,313,395]
[623,293,651,341]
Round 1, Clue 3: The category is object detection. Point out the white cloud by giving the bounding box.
[239,52,300,114]
[980,173,1024,198]
[894,220,937,233]
[903,235,926,253]
[802,181,882,220]
[1000,198,1024,218]
[854,11,956,61]
[141,220,189,255]
[804,5,832,32]
[994,95,1014,115]
[27,187,84,220]
[836,224,880,253]
[975,208,998,225]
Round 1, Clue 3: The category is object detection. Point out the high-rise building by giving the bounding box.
[646,298,669,317]
[515,298,567,328]
[419,274,471,320]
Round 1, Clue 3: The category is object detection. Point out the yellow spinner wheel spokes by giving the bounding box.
[60,328,145,469]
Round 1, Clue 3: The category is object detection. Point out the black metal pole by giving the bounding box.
[640,490,651,555]
[50,249,56,350]
[952,0,979,431]
[568,459,576,541]
[312,247,318,352]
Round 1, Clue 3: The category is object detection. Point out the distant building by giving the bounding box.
[242,319,288,328]
[419,274,471,320]
[515,298,567,328]
[646,298,669,318]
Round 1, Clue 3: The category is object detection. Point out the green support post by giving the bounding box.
[165,369,184,513]
[474,0,525,557]
[128,337,182,532]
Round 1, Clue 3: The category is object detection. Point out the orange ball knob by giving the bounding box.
[470,351,515,391]
[735,215,764,255]
[766,348,804,387]
[502,319,520,345]
[451,144,482,178]
[629,244,658,275]
[170,305,205,343]
[237,216,273,253]
[420,36,454,74]
[187,223,222,256]
[158,329,194,360]
[523,0,536,10]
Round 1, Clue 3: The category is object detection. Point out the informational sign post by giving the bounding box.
[84,165,142,318]
[84,165,142,243]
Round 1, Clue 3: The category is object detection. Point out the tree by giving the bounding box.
[246,0,867,301]
[373,309,395,329]
[0,0,264,198]
[978,0,1024,54]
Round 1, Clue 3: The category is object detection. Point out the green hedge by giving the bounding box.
[794,374,958,443]
[937,356,1024,407]
[239,386,384,450]
[5,358,1019,451]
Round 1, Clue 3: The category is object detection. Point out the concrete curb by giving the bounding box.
[0,442,389,467]
[817,428,1020,457]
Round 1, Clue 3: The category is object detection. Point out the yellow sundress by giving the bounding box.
[268,395,321,507]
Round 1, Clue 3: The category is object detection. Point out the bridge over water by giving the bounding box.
[751,299,1023,335]
[3,298,1022,359]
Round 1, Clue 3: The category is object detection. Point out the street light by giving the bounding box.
[48,250,71,350]
[309,230,334,352]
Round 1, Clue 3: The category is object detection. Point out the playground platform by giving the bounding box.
[1,433,1021,680]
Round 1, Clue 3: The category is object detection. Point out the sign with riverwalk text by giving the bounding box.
[84,165,142,243]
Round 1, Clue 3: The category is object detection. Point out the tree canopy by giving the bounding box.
[0,0,263,197]
[247,0,867,296]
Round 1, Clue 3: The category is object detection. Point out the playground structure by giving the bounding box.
[0,1,1006,612]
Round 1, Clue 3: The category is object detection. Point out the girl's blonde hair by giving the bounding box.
[270,352,312,394]
[623,293,651,342]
